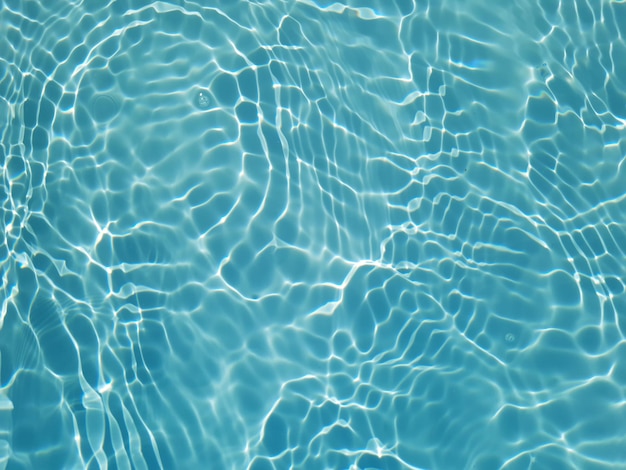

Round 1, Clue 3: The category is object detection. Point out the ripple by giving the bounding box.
[1,0,626,468]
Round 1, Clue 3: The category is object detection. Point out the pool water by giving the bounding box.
[1,0,626,469]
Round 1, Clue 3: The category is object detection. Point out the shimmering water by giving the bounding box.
[1,0,626,469]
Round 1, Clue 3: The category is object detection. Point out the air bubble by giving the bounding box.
[91,94,120,122]
[537,62,551,81]
[196,90,210,110]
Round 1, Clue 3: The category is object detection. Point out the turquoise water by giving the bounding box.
[1,0,626,468]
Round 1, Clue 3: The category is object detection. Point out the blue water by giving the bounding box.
[1,0,626,468]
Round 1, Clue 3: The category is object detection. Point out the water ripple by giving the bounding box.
[1,0,626,468]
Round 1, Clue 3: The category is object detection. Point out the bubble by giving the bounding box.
[504,333,515,343]
[537,62,551,81]
[196,90,211,110]
[91,94,120,122]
